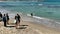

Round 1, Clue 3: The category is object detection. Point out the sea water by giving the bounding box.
[0,1,60,22]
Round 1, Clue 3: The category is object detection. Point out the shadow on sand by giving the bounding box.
[20,25,28,26]
[6,25,28,29]
[18,25,28,29]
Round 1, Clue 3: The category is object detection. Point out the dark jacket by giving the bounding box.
[3,16,6,21]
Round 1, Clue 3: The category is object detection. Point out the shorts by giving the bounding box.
[15,20,20,24]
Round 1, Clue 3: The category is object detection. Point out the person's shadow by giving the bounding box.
[18,25,28,29]
[6,24,28,29]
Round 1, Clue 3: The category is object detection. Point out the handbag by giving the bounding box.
[14,20,16,23]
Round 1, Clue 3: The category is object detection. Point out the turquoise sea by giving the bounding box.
[0,1,60,22]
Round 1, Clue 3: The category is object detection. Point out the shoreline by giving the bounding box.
[5,12,60,30]
[0,19,60,34]
[0,9,60,34]
[0,9,60,30]
[26,14,60,30]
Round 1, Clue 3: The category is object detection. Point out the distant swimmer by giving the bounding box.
[31,13,33,16]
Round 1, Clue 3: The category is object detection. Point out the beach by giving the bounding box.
[0,1,60,34]
[0,9,60,34]
[0,16,60,34]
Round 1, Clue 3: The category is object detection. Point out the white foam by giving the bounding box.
[0,9,10,14]
[38,4,43,6]
[0,8,16,18]
[27,14,45,19]
[33,16,60,24]
[33,16,45,19]
[27,14,60,25]
[27,14,31,16]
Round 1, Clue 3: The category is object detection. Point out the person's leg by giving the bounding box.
[16,21,20,29]
[16,21,18,29]
[7,20,9,24]
[4,21,6,27]
[18,20,20,26]
[18,21,20,28]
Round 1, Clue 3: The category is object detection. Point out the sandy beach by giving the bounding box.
[0,18,60,34]
[0,1,60,34]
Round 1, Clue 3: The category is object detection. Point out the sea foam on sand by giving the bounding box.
[27,14,60,30]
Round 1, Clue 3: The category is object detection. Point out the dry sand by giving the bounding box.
[0,19,60,34]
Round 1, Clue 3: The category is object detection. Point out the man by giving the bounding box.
[3,14,7,27]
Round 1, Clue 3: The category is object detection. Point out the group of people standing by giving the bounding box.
[0,12,21,29]
[3,13,9,27]
[0,12,9,27]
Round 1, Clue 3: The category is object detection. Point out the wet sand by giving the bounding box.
[0,19,60,34]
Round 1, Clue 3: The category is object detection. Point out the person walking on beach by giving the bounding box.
[0,12,2,21]
[15,14,21,28]
[6,13,9,24]
[3,14,7,27]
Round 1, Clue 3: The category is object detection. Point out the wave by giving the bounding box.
[0,8,10,14]
[27,14,47,19]
[27,14,60,30]
[0,8,16,18]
